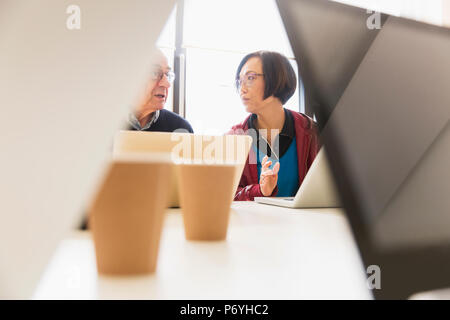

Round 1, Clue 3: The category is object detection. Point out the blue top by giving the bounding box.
[255,137,299,197]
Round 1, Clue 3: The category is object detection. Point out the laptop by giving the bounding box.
[113,131,253,207]
[254,148,341,208]
[0,0,175,298]
[277,0,450,299]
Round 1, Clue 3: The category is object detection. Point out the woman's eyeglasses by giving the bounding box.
[235,73,264,91]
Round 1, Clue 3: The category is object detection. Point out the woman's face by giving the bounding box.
[238,57,275,114]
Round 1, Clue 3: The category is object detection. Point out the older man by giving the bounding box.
[129,49,193,133]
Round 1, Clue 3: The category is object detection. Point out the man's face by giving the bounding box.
[138,55,172,116]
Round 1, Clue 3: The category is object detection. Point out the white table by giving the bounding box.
[33,202,372,299]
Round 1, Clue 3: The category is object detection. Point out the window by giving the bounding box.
[156,6,177,112]
[445,1,450,26]
[183,0,304,135]
[169,0,303,135]
[156,0,446,134]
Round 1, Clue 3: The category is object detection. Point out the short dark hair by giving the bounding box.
[235,51,297,105]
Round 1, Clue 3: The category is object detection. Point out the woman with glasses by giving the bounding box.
[229,51,319,201]
[128,49,193,133]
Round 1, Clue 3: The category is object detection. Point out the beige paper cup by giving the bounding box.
[89,153,171,275]
[178,163,236,241]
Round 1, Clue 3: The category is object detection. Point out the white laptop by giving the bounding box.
[254,148,341,208]
[0,0,175,298]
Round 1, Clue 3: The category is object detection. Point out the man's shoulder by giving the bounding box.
[159,109,193,132]
[159,108,182,119]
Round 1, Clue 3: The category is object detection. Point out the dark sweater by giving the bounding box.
[129,109,194,133]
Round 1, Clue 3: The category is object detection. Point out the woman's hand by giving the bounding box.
[259,155,280,197]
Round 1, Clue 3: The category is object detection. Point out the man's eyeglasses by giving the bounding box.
[152,70,175,83]
[235,73,264,91]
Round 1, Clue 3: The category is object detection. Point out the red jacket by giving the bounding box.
[228,109,320,201]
